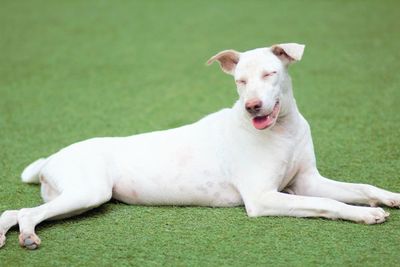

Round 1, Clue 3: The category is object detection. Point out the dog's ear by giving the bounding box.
[207,50,240,75]
[271,43,305,65]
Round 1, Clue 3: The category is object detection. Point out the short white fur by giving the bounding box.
[1,43,399,250]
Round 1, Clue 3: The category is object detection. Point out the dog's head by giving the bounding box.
[207,43,305,130]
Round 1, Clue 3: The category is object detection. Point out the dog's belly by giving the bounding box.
[109,112,244,207]
[112,175,243,207]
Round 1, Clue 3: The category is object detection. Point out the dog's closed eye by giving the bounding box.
[262,71,277,79]
[236,79,247,85]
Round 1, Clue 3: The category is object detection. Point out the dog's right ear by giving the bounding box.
[207,50,240,75]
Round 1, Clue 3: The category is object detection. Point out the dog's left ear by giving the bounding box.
[271,43,305,65]
[207,50,240,75]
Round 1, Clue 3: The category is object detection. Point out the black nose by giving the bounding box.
[245,99,262,115]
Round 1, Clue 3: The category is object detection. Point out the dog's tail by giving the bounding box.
[21,158,47,184]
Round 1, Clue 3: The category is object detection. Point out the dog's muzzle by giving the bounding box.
[250,100,280,130]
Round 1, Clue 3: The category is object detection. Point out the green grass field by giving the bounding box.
[1,0,400,266]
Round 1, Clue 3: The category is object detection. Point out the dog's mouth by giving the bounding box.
[251,100,280,130]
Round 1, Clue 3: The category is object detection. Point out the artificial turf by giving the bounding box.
[1,0,400,266]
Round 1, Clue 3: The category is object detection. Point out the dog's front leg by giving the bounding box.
[240,190,389,224]
[291,170,400,208]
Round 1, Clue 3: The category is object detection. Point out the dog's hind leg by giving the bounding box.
[0,210,19,248]
[17,185,112,250]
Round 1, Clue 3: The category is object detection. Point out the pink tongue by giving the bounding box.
[252,115,273,130]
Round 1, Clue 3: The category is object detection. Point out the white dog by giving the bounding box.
[1,43,399,250]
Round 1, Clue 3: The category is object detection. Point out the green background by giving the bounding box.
[1,0,400,266]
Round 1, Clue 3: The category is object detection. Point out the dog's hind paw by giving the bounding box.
[0,232,5,248]
[19,233,41,250]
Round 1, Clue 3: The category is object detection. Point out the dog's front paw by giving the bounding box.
[385,200,400,208]
[19,233,41,250]
[375,193,400,208]
[358,207,389,224]
[0,232,5,248]
[369,192,400,208]
[384,194,400,208]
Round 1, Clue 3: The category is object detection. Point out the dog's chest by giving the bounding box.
[270,127,310,191]
[236,129,304,191]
